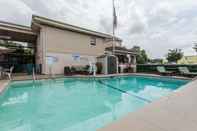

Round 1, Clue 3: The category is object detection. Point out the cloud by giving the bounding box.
[99,16,112,33]
[0,0,197,58]
[0,0,33,25]
[128,22,146,35]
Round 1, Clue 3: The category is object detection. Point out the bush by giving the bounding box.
[85,65,90,70]
[71,66,76,73]
[96,62,102,74]
[137,64,197,73]
[64,66,71,75]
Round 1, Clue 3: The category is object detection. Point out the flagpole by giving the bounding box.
[112,0,115,55]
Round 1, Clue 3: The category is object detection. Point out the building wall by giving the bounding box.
[38,25,115,74]
[45,26,108,56]
[46,52,96,74]
[178,56,197,64]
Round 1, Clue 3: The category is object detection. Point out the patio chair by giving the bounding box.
[3,66,14,80]
[0,66,2,79]
[178,67,197,77]
[156,66,173,76]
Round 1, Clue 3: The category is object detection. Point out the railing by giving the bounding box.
[49,66,55,80]
[89,63,97,76]
[32,67,36,82]
[80,57,97,76]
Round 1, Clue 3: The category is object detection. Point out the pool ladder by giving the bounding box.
[32,67,36,82]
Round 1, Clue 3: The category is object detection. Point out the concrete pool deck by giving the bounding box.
[0,80,9,94]
[98,77,197,131]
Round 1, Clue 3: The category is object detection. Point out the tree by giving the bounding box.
[132,46,149,64]
[193,43,197,53]
[166,48,183,63]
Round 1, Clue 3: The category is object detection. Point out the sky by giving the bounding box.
[0,0,197,58]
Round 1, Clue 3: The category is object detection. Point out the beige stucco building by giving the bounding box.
[0,15,136,75]
[177,55,197,64]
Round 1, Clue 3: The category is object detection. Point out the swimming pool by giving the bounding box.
[0,76,189,131]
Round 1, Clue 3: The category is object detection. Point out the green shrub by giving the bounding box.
[71,66,76,72]
[64,66,71,75]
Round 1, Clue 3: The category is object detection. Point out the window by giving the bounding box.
[90,37,96,46]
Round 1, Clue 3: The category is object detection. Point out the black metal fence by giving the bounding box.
[0,63,41,74]
[137,64,197,73]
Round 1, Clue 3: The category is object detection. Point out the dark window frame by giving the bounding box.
[90,37,96,46]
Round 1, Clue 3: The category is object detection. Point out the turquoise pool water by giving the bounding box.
[0,76,189,131]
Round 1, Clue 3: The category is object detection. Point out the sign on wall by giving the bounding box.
[72,54,80,61]
[46,56,58,65]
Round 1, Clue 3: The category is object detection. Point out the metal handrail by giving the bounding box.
[32,67,36,82]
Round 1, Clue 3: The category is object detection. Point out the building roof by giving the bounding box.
[32,15,122,41]
[0,21,33,33]
[0,21,37,43]
[105,46,138,55]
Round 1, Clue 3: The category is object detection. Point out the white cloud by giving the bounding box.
[0,0,197,58]
[0,0,33,25]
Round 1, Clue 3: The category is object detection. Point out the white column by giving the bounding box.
[133,55,137,72]
[133,55,136,64]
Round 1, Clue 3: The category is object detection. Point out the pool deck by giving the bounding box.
[0,80,9,94]
[98,77,197,131]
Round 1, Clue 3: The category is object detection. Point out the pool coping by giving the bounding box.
[11,73,192,81]
[65,73,192,81]
[0,73,192,95]
[98,77,197,131]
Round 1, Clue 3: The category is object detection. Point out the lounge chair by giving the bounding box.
[70,66,90,75]
[3,66,14,80]
[156,66,173,76]
[178,67,197,77]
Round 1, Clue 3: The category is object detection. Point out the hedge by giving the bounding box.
[137,64,197,73]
